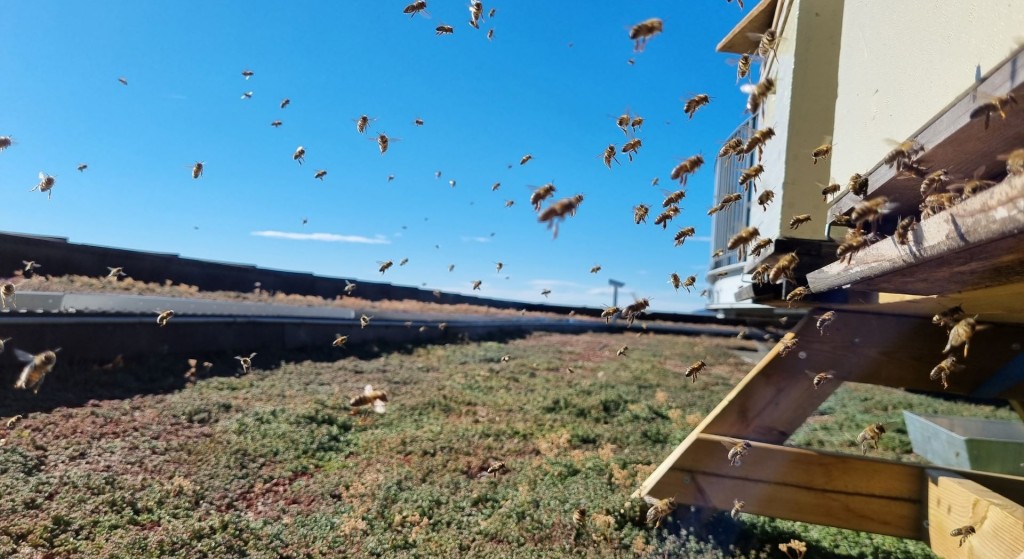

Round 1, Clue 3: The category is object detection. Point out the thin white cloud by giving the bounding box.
[460,236,491,243]
[692,236,713,243]
[251,231,391,244]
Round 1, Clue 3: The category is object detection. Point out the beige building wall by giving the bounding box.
[829,0,1024,185]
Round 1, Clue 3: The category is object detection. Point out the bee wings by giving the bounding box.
[14,348,35,363]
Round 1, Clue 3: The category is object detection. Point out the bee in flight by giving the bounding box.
[0,135,13,151]
[601,144,619,168]
[106,266,127,281]
[0,282,16,309]
[633,203,650,224]
[378,260,394,274]
[724,439,752,466]
[683,94,710,119]
[234,353,257,374]
[741,77,775,114]
[399,258,409,266]
[789,214,812,230]
[332,334,348,348]
[293,146,306,164]
[271,120,283,127]
[730,499,745,520]
[77,163,88,172]
[436,24,454,35]
[629,18,663,52]
[668,272,682,291]
[540,288,551,298]
[621,138,642,161]
[118,77,128,86]
[350,384,388,414]
[377,132,393,154]
[857,423,886,455]
[949,525,976,548]
[969,92,1017,129]
[520,154,533,165]
[14,348,60,394]
[590,265,602,274]
[360,314,373,329]
[0,336,11,354]
[530,183,557,210]
[314,170,327,181]
[943,315,981,358]
[684,359,707,383]
[642,495,676,528]
[600,306,619,323]
[537,194,584,238]
[240,91,253,100]
[31,172,57,199]
[807,370,835,389]
[616,345,629,357]
[471,280,482,291]
[816,310,836,335]
[343,280,357,295]
[156,310,175,327]
[403,0,428,16]
[811,142,832,165]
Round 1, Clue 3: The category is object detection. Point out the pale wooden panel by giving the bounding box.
[925,470,1024,559]
[848,283,1024,325]
[716,0,778,54]
[809,174,1024,295]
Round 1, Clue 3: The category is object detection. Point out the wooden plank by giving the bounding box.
[844,283,1024,326]
[925,471,1024,559]
[809,174,1024,295]
[830,46,1024,221]
[715,0,778,54]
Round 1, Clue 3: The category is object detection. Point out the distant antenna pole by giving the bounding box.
[608,279,625,308]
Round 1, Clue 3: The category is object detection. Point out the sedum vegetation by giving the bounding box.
[0,331,1012,558]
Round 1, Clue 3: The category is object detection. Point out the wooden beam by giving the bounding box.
[809,174,1024,295]
[924,470,1024,559]
[829,46,1024,221]
[715,0,778,54]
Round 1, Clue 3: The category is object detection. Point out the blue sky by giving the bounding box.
[0,1,751,312]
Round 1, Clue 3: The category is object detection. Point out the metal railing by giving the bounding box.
[710,116,757,271]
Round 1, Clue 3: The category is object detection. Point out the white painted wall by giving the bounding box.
[829,0,1024,183]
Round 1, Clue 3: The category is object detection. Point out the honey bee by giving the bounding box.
[241,69,254,80]
[0,282,16,309]
[742,77,775,114]
[730,499,745,520]
[712,249,726,258]
[724,439,752,466]
[487,29,494,41]
[754,28,777,60]
[778,337,798,356]
[847,173,869,196]
[894,216,916,245]
[1000,147,1024,176]
[106,266,126,280]
[344,280,357,295]
[436,24,454,35]
[0,336,11,354]
[280,98,290,109]
[654,205,680,229]
[378,260,394,274]
[6,415,22,429]
[491,182,501,191]
[949,525,976,547]
[0,135,12,151]
[943,315,980,358]
[505,199,515,207]
[493,262,503,273]
[485,460,508,478]
[897,158,929,179]
[920,192,961,220]
[448,264,455,272]
[621,298,650,326]
[311,169,328,181]
[403,0,427,16]
[601,306,619,323]
[398,258,409,266]
[643,495,676,527]
[76,163,88,173]
[469,1,483,25]
[471,280,482,291]
[673,226,696,246]
[883,139,924,169]
[769,252,799,284]
[184,359,213,381]
[751,264,771,284]
[836,230,875,264]
[293,146,306,164]
[360,314,373,329]
[851,196,893,233]
[376,132,394,154]
[118,77,128,86]
[633,203,650,224]
[630,116,644,132]
[419,325,429,332]
[668,272,682,291]
[932,305,965,331]
[811,143,832,165]
[785,286,811,307]
[738,164,764,191]
[332,334,348,348]
[789,214,812,230]
[572,507,587,528]
[807,370,835,389]
[530,183,557,210]
[240,91,253,100]
[271,120,283,127]
[756,189,775,211]
[615,113,631,134]
[156,310,175,327]
[950,171,996,200]
[857,423,886,455]
[500,354,511,363]
[616,345,629,357]
[821,181,841,201]
[718,193,742,210]
[669,155,704,185]
[621,138,642,161]
[234,352,257,374]
[488,7,495,17]
[14,348,60,393]
[31,172,56,199]
[743,127,776,159]
[719,137,744,159]
[601,144,619,168]
[520,154,533,166]
[684,359,707,383]
[917,168,949,198]
[629,18,664,52]
[970,92,1017,129]
[683,94,711,119]
[662,189,686,207]
[750,237,773,258]
[537,194,584,238]
[728,227,760,258]
[350,384,388,414]
[816,310,836,335]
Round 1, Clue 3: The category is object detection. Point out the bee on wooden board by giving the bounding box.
[643,495,676,527]
[674,226,696,246]
[847,173,869,197]
[403,0,428,17]
[719,137,744,159]
[949,525,976,548]
[684,359,707,383]
[742,77,775,114]
[590,264,602,274]
[293,146,306,164]
[807,370,835,389]
[999,147,1024,176]
[857,423,886,455]
[14,348,60,394]
[738,164,764,191]
[530,183,557,210]
[836,230,875,264]
[757,189,775,211]
[621,138,642,161]
[769,252,799,284]
[816,310,836,335]
[378,260,394,274]
[943,315,982,358]
[785,286,810,307]
[629,18,663,52]
[949,168,996,200]
[360,314,373,329]
[537,194,584,238]
[777,337,798,356]
[350,384,388,414]
[969,92,1017,129]
[920,192,960,220]
[662,189,686,208]
[234,352,257,374]
[654,205,680,229]
[156,310,174,327]
[894,216,916,245]
[724,439,752,466]
[750,237,773,258]
[332,334,348,348]
[683,94,711,119]
[730,499,745,520]
[670,155,704,185]
[436,24,454,35]
[883,139,924,169]
[31,172,56,199]
[601,144,619,168]
[789,214,812,230]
